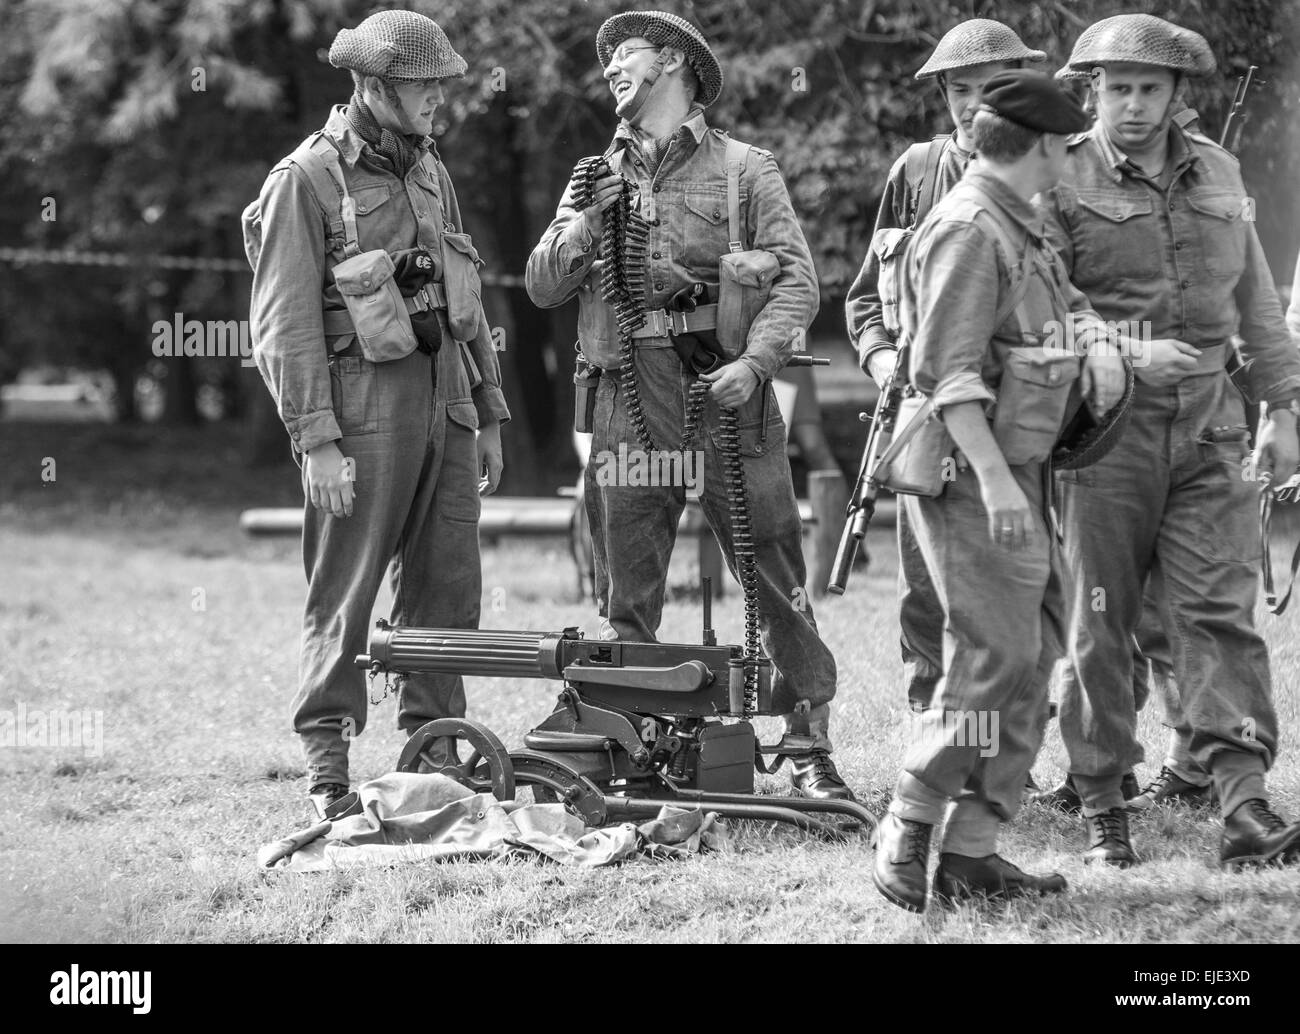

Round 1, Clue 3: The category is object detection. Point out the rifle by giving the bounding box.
[827,345,908,594]
[1219,65,1259,155]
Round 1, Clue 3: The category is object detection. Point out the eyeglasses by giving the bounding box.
[609,43,660,64]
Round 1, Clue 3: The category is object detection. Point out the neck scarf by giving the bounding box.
[344,91,424,177]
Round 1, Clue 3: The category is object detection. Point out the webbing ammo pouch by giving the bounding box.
[974,208,1081,466]
[440,232,484,342]
[716,138,780,359]
[331,249,420,363]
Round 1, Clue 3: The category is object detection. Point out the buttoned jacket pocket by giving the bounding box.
[678,187,732,271]
[993,348,1081,466]
[1186,187,1246,280]
[1074,190,1162,279]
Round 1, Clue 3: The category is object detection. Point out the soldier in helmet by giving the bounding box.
[247,10,511,819]
[871,69,1128,913]
[845,19,1045,717]
[1040,14,1300,869]
[527,10,854,800]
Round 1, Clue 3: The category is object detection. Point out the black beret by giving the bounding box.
[979,69,1089,134]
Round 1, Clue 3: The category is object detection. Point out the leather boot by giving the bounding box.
[1126,765,1216,813]
[1220,799,1300,869]
[872,812,933,913]
[933,852,1067,905]
[1083,807,1137,868]
[788,748,856,801]
[308,782,350,822]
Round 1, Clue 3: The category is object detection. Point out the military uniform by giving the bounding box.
[872,71,1096,912]
[1041,14,1300,868]
[249,11,510,816]
[845,19,1044,712]
[526,11,849,797]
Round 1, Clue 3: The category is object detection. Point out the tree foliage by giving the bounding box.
[2,0,1296,486]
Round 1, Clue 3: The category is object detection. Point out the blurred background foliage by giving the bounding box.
[1,0,1297,490]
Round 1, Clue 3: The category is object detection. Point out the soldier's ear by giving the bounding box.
[662,47,687,75]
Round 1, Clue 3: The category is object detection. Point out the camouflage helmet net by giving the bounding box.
[1066,14,1215,77]
[596,10,724,107]
[329,9,468,82]
[915,19,1046,80]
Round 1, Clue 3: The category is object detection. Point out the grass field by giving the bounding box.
[2,421,1299,943]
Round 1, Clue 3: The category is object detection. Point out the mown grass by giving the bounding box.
[1,421,1298,943]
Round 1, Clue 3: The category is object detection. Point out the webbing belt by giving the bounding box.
[322,281,448,337]
[630,303,719,339]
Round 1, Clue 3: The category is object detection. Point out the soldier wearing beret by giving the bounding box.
[248,10,510,819]
[845,19,1045,720]
[526,11,853,799]
[1040,14,1300,869]
[872,70,1127,912]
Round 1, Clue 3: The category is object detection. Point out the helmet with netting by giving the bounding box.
[329,10,467,82]
[1066,14,1215,77]
[596,10,724,107]
[915,19,1046,80]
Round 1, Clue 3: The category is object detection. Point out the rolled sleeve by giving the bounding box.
[526,180,598,309]
[249,166,340,453]
[908,220,1000,414]
[1235,224,1300,405]
[742,151,819,380]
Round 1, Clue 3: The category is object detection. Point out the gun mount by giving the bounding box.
[356,605,876,836]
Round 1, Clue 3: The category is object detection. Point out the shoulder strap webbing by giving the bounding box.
[725,137,754,253]
[965,186,1037,338]
[286,133,360,258]
[905,136,948,228]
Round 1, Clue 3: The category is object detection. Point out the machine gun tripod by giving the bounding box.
[354,582,876,837]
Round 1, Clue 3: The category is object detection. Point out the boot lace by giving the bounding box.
[1092,809,1126,845]
[1246,799,1286,831]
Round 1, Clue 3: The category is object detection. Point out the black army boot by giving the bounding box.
[1220,800,1300,869]
[872,812,933,913]
[789,748,856,801]
[933,853,1067,906]
[1126,765,1216,813]
[1083,807,1137,868]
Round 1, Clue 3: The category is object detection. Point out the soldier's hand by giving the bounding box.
[867,348,897,391]
[1252,410,1300,486]
[980,471,1035,552]
[477,420,504,496]
[580,173,625,238]
[1081,353,1126,415]
[701,361,760,409]
[305,441,355,519]
[1134,338,1199,387]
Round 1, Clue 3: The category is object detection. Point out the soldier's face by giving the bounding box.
[603,36,665,116]
[380,78,446,136]
[944,62,1013,148]
[1093,63,1177,149]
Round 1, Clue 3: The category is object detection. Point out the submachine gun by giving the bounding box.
[356,579,876,836]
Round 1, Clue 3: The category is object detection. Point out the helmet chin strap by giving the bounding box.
[620,48,672,126]
[380,79,422,137]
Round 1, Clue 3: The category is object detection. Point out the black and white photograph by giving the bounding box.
[2,0,1298,985]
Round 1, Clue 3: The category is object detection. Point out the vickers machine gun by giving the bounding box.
[356,582,876,836]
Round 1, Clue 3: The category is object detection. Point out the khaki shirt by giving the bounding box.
[908,168,1099,414]
[844,132,972,370]
[1039,123,1300,407]
[525,110,819,382]
[250,106,510,454]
